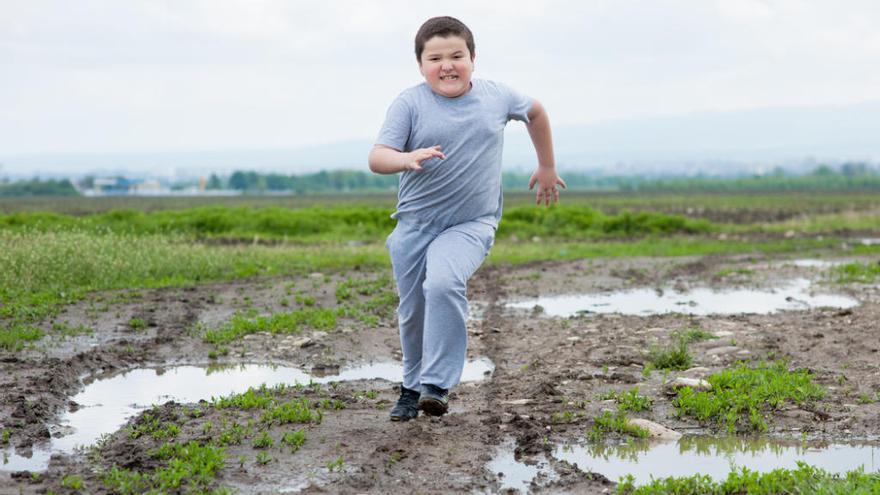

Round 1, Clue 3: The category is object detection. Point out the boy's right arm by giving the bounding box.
[368,145,445,175]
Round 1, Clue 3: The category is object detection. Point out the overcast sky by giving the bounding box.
[2,0,880,158]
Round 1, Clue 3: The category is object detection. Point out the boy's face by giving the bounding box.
[419,35,474,98]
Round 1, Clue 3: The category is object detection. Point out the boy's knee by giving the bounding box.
[422,273,465,299]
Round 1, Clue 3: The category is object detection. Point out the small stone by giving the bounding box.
[292,337,314,348]
[627,419,682,440]
[681,367,711,378]
[309,272,324,279]
[501,399,534,405]
[735,349,751,356]
[784,230,796,238]
[666,377,712,392]
[567,336,582,342]
[713,330,734,338]
[705,346,739,356]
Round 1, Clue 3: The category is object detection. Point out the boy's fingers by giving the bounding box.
[528,176,537,190]
[557,178,567,189]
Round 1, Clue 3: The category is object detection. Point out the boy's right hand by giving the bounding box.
[403,145,445,171]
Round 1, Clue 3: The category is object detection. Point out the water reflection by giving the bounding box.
[555,435,879,484]
[506,278,858,317]
[1,358,494,472]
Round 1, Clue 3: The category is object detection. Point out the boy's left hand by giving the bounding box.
[528,168,567,206]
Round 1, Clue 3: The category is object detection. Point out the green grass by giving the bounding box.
[671,327,717,344]
[648,339,693,371]
[251,431,274,449]
[0,204,712,240]
[833,261,880,283]
[60,474,85,491]
[616,462,880,494]
[281,429,307,453]
[212,383,287,410]
[102,442,229,495]
[202,307,338,346]
[587,410,649,442]
[126,410,181,441]
[262,398,323,425]
[612,387,653,413]
[673,361,825,433]
[0,197,874,353]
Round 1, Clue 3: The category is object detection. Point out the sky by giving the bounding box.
[2,0,880,170]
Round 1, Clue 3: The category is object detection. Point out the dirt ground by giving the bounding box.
[2,252,879,494]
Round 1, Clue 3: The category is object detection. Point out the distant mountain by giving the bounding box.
[3,101,878,179]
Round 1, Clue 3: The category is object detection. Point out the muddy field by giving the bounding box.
[2,252,879,494]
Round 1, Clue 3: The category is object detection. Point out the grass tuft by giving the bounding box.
[673,361,825,433]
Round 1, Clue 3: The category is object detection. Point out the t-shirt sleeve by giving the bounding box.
[375,96,412,151]
[502,83,534,123]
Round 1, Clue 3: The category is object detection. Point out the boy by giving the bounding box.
[368,16,565,420]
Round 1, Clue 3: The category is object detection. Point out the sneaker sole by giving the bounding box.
[418,398,448,416]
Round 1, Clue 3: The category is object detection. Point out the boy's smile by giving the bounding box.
[419,35,474,98]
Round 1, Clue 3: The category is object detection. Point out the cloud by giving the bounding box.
[1,0,879,158]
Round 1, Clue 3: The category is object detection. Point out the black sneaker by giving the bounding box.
[389,386,420,422]
[418,384,449,416]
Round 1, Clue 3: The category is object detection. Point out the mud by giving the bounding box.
[2,253,879,494]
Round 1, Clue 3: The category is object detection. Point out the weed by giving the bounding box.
[262,398,323,425]
[587,410,648,442]
[61,474,84,490]
[858,393,874,405]
[204,307,337,346]
[386,451,402,469]
[616,462,880,494]
[294,291,316,307]
[551,410,579,424]
[127,411,180,441]
[281,429,307,453]
[647,338,692,370]
[1,429,9,445]
[51,321,93,338]
[128,318,146,330]
[326,456,345,472]
[616,387,653,413]
[252,431,274,449]
[103,441,228,494]
[834,261,880,283]
[255,451,272,465]
[673,361,825,433]
[671,327,716,344]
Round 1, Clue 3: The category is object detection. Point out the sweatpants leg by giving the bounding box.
[420,221,495,390]
[387,222,433,391]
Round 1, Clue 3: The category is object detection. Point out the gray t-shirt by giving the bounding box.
[376,78,532,231]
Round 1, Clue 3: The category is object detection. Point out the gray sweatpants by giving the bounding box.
[386,217,496,391]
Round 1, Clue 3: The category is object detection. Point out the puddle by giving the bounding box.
[486,439,556,493]
[1,358,494,472]
[554,436,880,485]
[506,278,858,317]
[789,259,842,268]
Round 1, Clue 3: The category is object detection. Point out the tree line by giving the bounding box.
[1,162,878,197]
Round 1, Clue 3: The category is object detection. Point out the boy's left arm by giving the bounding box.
[526,100,566,205]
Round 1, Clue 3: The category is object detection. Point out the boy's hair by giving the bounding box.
[414,16,475,62]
